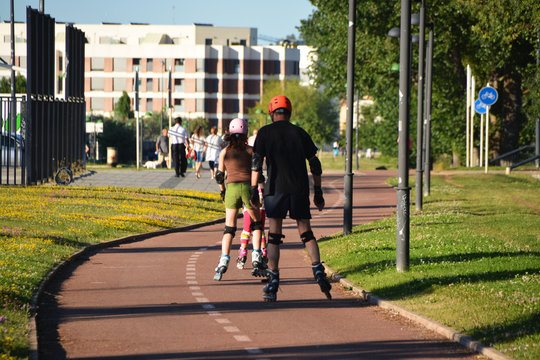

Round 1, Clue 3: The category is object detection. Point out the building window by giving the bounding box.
[133,58,140,67]
[90,77,104,91]
[91,57,105,71]
[114,78,126,91]
[114,58,127,71]
[205,38,212,45]
[174,98,184,112]
[196,99,204,112]
[174,78,184,92]
[92,97,104,110]
[146,78,153,92]
[174,58,185,72]
[196,59,205,72]
[146,98,153,112]
[196,79,204,92]
[206,79,219,93]
[146,58,153,72]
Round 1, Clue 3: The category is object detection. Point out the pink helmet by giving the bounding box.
[229,118,247,135]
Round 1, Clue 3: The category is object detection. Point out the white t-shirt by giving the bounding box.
[205,134,223,163]
[191,134,206,152]
[169,124,189,145]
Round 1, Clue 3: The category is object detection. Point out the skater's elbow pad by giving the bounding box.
[252,153,264,172]
[215,170,225,184]
[308,156,322,176]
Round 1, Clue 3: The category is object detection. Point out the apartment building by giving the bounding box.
[0,22,302,131]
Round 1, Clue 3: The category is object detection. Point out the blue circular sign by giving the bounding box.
[474,99,487,114]
[478,86,498,106]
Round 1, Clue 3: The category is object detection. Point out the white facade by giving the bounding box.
[0,22,305,131]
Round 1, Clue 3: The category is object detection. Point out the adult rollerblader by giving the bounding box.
[251,95,331,301]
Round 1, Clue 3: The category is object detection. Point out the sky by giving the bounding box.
[1,0,316,41]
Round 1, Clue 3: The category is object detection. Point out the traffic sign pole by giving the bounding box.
[470,76,475,166]
[485,106,489,173]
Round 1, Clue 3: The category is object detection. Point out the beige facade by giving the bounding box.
[0,22,302,132]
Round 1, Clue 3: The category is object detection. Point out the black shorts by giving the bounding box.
[264,192,311,220]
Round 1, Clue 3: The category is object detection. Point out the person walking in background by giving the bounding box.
[191,126,206,179]
[248,129,258,147]
[169,117,189,177]
[251,95,331,302]
[213,118,267,281]
[204,126,223,179]
[156,128,170,168]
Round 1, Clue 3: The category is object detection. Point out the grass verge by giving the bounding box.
[0,186,224,360]
[319,173,539,360]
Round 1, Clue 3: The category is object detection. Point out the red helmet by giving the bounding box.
[268,95,292,114]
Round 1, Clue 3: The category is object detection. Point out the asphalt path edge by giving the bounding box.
[27,216,226,360]
[324,264,514,360]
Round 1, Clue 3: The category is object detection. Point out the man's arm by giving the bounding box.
[308,155,324,211]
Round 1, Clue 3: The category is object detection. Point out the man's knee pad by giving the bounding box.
[268,232,285,245]
[223,226,237,237]
[300,231,316,245]
[250,220,263,232]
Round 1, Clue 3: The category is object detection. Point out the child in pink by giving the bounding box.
[237,186,267,269]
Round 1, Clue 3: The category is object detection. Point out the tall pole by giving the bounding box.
[396,0,412,272]
[10,0,16,135]
[344,0,356,235]
[423,24,433,197]
[485,101,490,174]
[415,0,425,211]
[355,90,360,170]
[466,65,471,167]
[470,75,475,166]
[161,60,165,131]
[534,27,540,167]
[135,69,140,169]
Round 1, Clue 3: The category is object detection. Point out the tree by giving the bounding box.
[300,0,539,163]
[114,91,133,120]
[0,74,26,93]
[248,79,339,146]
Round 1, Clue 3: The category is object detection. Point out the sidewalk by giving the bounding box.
[37,170,480,359]
[70,167,218,192]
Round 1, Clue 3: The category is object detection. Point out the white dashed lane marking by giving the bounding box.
[189,238,270,357]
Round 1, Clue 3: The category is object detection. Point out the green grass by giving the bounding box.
[319,173,540,359]
[0,186,224,360]
[318,151,397,171]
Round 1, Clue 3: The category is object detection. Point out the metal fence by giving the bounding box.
[24,7,86,185]
[0,95,26,185]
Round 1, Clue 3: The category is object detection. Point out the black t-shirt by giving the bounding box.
[253,120,318,196]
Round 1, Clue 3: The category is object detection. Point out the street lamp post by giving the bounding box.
[423,23,434,196]
[344,0,357,235]
[412,1,426,211]
[161,60,165,131]
[396,0,412,272]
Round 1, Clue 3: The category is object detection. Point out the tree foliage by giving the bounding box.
[247,79,339,146]
[300,0,539,163]
[0,74,27,93]
[114,91,133,120]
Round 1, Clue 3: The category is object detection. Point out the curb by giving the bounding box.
[28,216,226,360]
[323,264,514,360]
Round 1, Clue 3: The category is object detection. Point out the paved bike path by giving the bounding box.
[37,171,477,359]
